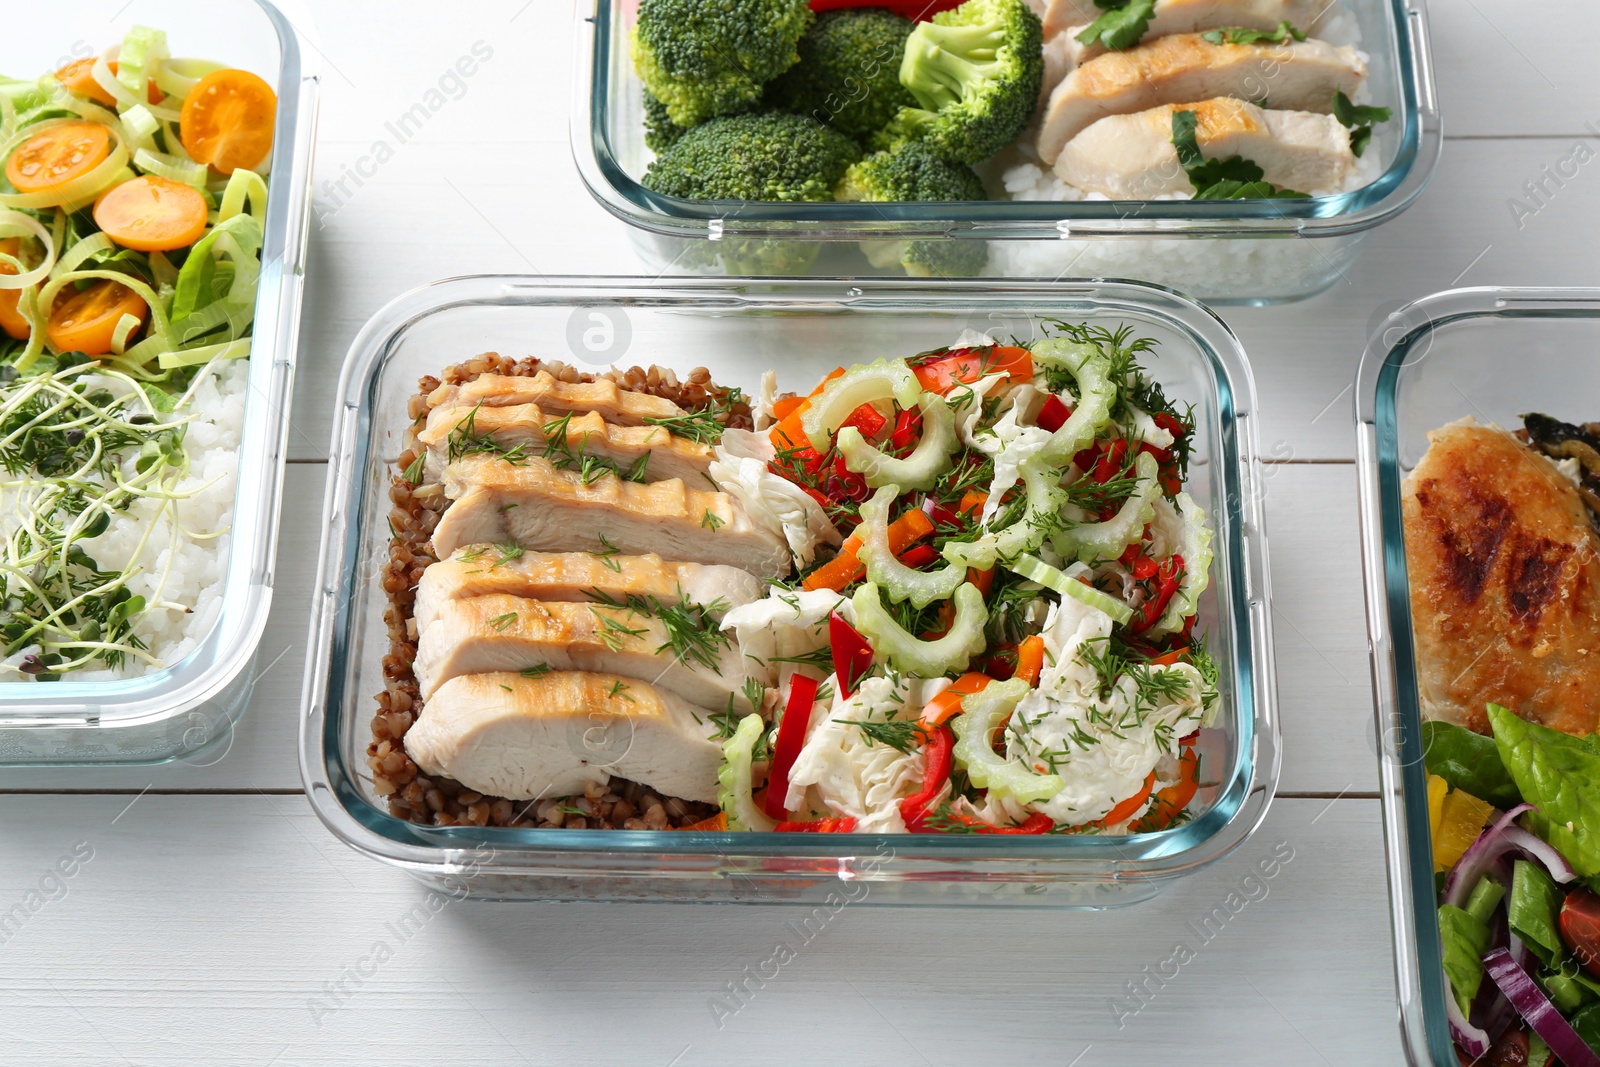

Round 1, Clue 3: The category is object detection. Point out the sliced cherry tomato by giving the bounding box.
[1036,394,1071,432]
[180,68,277,175]
[53,58,116,108]
[93,175,208,252]
[46,279,147,356]
[1561,886,1600,979]
[0,237,34,341]
[5,121,112,194]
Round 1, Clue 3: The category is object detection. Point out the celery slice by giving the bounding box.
[952,679,1066,805]
[1053,450,1160,563]
[1007,553,1134,626]
[718,713,777,832]
[800,358,921,452]
[852,581,988,677]
[838,391,957,491]
[856,485,965,608]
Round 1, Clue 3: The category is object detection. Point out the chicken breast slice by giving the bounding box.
[1403,419,1600,737]
[430,454,792,578]
[413,593,766,710]
[406,671,724,804]
[1045,0,1332,56]
[1037,34,1365,164]
[414,548,765,633]
[1056,97,1354,196]
[417,402,714,483]
[426,370,686,426]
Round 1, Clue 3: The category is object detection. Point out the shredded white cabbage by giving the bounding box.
[784,675,925,832]
[721,587,847,690]
[710,428,841,568]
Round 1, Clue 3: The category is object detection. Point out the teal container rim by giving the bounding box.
[1355,286,1600,1063]
[300,276,1281,893]
[570,0,1441,241]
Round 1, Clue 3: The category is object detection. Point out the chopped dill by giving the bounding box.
[841,718,925,754]
[402,452,426,485]
[520,664,553,678]
[701,508,725,530]
[589,534,623,573]
[489,611,518,632]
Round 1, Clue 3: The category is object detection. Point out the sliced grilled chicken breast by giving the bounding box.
[1046,0,1332,57]
[426,371,686,426]
[430,454,792,577]
[413,593,763,710]
[414,548,764,633]
[418,402,714,483]
[1403,419,1600,737]
[1056,97,1353,196]
[1037,34,1364,164]
[406,671,723,803]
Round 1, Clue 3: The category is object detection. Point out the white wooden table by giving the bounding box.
[2,3,1597,1064]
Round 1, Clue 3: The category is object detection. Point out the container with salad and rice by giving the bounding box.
[573,0,1439,303]
[301,277,1279,904]
[1358,288,1600,1065]
[0,5,315,764]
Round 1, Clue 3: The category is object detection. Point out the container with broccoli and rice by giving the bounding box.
[573,0,1440,303]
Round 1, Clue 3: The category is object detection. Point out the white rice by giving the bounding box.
[0,358,247,682]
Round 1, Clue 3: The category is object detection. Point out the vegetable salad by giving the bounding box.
[715,323,1218,834]
[1426,709,1600,1066]
[1,25,274,372]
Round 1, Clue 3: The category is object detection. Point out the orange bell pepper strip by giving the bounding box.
[1014,635,1047,687]
[1131,746,1200,833]
[679,812,728,831]
[801,507,934,591]
[769,367,844,450]
[913,345,1032,394]
[1149,647,1188,667]
[919,672,992,726]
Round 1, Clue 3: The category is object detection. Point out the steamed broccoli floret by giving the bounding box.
[643,90,690,153]
[643,112,862,202]
[764,10,918,143]
[836,141,990,277]
[881,0,1043,164]
[835,140,988,202]
[632,0,813,127]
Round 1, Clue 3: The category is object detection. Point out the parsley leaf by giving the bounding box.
[1332,90,1392,158]
[1170,110,1311,199]
[1200,21,1305,46]
[1074,0,1156,52]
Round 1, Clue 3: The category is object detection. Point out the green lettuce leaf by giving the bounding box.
[1439,903,1492,1010]
[1489,703,1600,878]
[1508,859,1566,967]
[1422,719,1524,809]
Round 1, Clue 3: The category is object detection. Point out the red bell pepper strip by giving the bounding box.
[911,345,1033,394]
[1036,394,1071,433]
[775,816,858,832]
[897,544,940,569]
[1153,411,1188,439]
[889,407,921,454]
[763,674,821,821]
[899,724,955,831]
[1128,554,1185,635]
[840,402,888,441]
[809,0,964,16]
[830,611,873,698]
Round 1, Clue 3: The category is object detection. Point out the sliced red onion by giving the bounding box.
[1472,912,1512,1038]
[1446,974,1492,1060]
[1483,947,1600,1067]
[1445,804,1549,909]
[1501,824,1578,884]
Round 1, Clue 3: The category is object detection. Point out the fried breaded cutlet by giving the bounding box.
[1402,418,1600,736]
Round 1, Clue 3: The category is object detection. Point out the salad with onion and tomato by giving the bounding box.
[714,322,1218,834]
[1425,707,1600,1067]
[0,27,278,680]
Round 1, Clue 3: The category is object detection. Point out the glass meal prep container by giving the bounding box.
[571,0,1441,305]
[1356,287,1600,1064]
[301,275,1280,905]
[0,0,318,765]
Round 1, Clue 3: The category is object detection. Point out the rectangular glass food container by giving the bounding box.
[301,275,1280,905]
[1356,287,1600,1064]
[571,0,1440,305]
[0,0,318,765]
